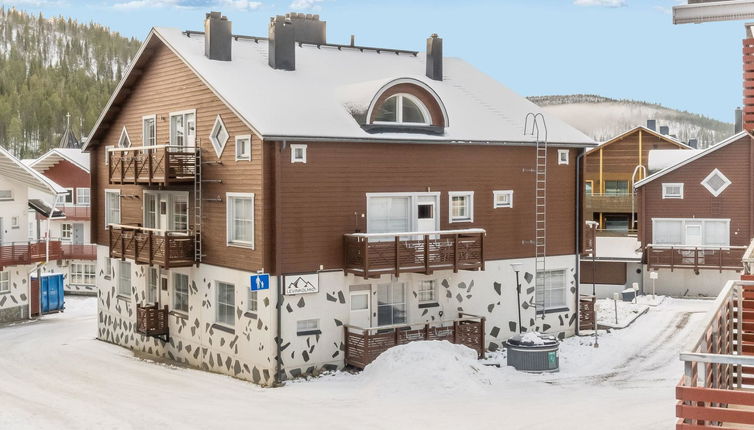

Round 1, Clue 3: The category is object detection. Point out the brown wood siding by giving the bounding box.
[638,134,753,247]
[580,261,627,285]
[90,40,266,272]
[272,142,579,274]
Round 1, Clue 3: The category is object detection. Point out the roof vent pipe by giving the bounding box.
[735,107,743,133]
[646,119,656,131]
[426,33,443,81]
[204,11,232,61]
[269,15,295,71]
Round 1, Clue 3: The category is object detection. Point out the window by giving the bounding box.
[144,193,158,229]
[417,280,437,304]
[104,145,113,165]
[171,194,189,232]
[374,94,430,125]
[585,181,593,195]
[653,219,684,245]
[70,263,95,286]
[170,110,196,148]
[704,220,729,247]
[63,188,74,205]
[291,144,307,163]
[142,115,156,146]
[0,190,12,201]
[216,282,235,327]
[296,319,320,335]
[377,282,406,326]
[248,289,258,313]
[235,135,251,161]
[226,193,254,248]
[105,190,120,226]
[147,267,159,303]
[652,218,730,246]
[604,180,629,195]
[536,269,567,311]
[701,169,732,197]
[118,260,131,297]
[449,191,473,223]
[173,273,189,313]
[368,196,411,234]
[76,188,90,206]
[104,256,112,279]
[11,216,18,228]
[61,223,72,240]
[0,271,9,293]
[209,115,229,157]
[662,183,684,199]
[493,190,513,209]
[558,149,569,165]
[604,215,629,232]
[118,126,131,148]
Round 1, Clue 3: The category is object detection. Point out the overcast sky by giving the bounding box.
[2,0,747,122]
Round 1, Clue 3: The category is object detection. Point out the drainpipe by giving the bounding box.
[575,149,586,336]
[274,140,286,386]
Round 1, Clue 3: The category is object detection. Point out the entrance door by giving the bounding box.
[72,223,84,245]
[159,197,169,233]
[686,224,702,246]
[377,282,407,326]
[416,202,436,233]
[349,288,371,329]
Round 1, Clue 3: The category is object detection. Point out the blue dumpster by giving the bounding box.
[39,273,65,313]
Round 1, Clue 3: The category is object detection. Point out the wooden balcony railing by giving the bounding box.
[136,303,170,342]
[646,245,746,273]
[0,240,62,268]
[59,244,97,261]
[344,313,485,369]
[344,229,485,278]
[676,280,754,428]
[108,145,198,186]
[35,205,91,221]
[584,193,637,214]
[108,224,195,269]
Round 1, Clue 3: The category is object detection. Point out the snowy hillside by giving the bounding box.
[529,94,734,148]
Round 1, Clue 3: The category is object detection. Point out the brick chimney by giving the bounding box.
[744,23,754,131]
[204,12,232,61]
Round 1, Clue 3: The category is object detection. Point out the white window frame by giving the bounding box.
[235,135,251,161]
[209,115,229,158]
[291,144,307,164]
[170,193,189,232]
[651,218,731,247]
[76,187,90,206]
[493,190,514,209]
[372,93,431,125]
[104,145,114,165]
[296,319,320,335]
[417,280,438,304]
[142,114,157,147]
[173,273,189,314]
[147,267,159,304]
[11,216,19,229]
[70,263,95,286]
[63,188,75,205]
[701,168,732,197]
[104,189,121,227]
[366,192,441,234]
[226,192,255,249]
[0,190,12,201]
[0,271,9,293]
[248,289,258,313]
[143,191,159,230]
[61,223,73,241]
[448,191,474,223]
[118,126,131,148]
[104,256,113,279]
[662,183,684,199]
[215,281,236,328]
[117,260,131,297]
[558,149,569,165]
[169,109,197,148]
[537,269,568,311]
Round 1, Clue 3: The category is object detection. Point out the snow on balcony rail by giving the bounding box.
[345,228,486,238]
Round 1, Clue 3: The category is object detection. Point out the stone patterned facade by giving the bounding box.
[0,265,31,324]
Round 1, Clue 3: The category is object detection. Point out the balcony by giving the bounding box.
[108,146,198,186]
[344,313,485,369]
[583,193,637,214]
[0,240,62,268]
[36,205,91,221]
[108,225,195,269]
[59,244,97,261]
[646,245,746,273]
[136,303,170,342]
[676,280,754,428]
[343,229,485,279]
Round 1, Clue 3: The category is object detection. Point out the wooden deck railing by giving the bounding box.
[676,280,754,428]
[108,224,194,269]
[0,240,62,268]
[108,145,198,186]
[59,244,97,261]
[646,245,746,273]
[136,303,170,342]
[344,313,486,369]
[584,192,637,214]
[343,229,485,278]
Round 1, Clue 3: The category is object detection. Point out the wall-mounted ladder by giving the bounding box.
[525,113,548,319]
[193,147,202,265]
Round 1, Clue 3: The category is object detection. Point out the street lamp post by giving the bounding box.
[510,262,523,335]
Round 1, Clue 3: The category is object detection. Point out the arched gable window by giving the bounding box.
[373,93,431,125]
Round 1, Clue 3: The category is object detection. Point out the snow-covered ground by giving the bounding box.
[0,296,711,429]
[596,295,663,328]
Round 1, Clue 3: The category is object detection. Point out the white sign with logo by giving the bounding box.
[284,273,319,295]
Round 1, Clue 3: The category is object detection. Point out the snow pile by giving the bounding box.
[520,332,546,345]
[359,341,502,395]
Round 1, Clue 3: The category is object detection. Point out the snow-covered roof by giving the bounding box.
[30,148,90,174]
[85,27,595,149]
[586,125,689,156]
[593,236,642,261]
[0,146,67,195]
[636,131,751,189]
[647,149,700,173]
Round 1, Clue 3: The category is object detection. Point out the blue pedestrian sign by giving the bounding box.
[250,274,270,291]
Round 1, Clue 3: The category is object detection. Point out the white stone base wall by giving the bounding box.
[0,264,33,324]
[642,265,742,297]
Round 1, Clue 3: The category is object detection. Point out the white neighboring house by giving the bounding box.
[25,149,96,295]
[0,146,67,323]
